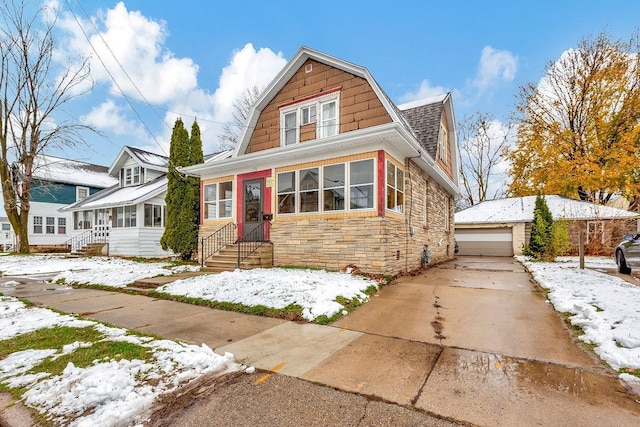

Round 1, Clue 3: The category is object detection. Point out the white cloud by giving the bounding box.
[398,80,449,104]
[55,3,287,156]
[212,43,286,125]
[472,46,518,92]
[81,99,147,140]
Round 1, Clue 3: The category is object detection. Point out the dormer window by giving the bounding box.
[121,166,141,187]
[280,90,340,146]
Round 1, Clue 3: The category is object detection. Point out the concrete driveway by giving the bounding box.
[301,256,640,426]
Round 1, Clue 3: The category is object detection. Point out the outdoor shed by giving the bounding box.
[455,195,639,256]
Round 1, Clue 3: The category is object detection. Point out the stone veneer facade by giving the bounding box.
[268,159,454,275]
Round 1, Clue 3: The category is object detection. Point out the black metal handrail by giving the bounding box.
[200,222,237,266]
[237,221,270,269]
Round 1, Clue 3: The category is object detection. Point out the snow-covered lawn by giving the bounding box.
[0,254,198,287]
[0,295,241,426]
[156,268,380,321]
[518,255,640,384]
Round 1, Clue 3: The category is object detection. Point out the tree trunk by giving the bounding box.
[16,211,29,253]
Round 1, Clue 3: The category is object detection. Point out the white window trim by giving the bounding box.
[385,161,404,214]
[203,181,233,220]
[121,166,142,187]
[76,186,90,202]
[277,159,375,216]
[587,220,605,244]
[438,123,448,164]
[144,203,165,227]
[33,216,43,234]
[279,92,340,146]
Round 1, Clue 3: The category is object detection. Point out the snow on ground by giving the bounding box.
[0,296,240,427]
[158,268,380,321]
[0,254,198,287]
[518,255,640,384]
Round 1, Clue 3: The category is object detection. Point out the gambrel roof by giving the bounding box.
[186,46,460,197]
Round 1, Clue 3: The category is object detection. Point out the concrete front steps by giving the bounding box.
[68,243,107,257]
[202,243,273,273]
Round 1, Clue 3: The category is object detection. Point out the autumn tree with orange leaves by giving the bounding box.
[507,32,640,207]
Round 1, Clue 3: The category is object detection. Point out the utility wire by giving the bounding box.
[63,0,168,158]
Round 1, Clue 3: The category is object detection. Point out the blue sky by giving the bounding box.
[40,0,640,168]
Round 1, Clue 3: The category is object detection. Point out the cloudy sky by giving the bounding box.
[32,0,640,172]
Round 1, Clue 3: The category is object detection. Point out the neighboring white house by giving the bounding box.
[455,195,639,256]
[60,146,233,258]
[61,146,174,257]
[0,216,15,252]
[25,155,117,250]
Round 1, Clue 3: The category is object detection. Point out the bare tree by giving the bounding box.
[457,112,514,208]
[0,0,93,253]
[219,85,262,150]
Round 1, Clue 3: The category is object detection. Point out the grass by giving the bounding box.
[0,326,105,359]
[29,341,152,378]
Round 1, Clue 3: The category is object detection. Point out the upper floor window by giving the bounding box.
[280,92,340,146]
[386,161,404,213]
[203,181,233,220]
[76,186,89,201]
[121,166,141,187]
[438,123,448,164]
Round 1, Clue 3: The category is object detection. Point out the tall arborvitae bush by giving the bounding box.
[524,194,570,260]
[161,118,203,260]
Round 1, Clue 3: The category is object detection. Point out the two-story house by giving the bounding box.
[61,146,175,257]
[185,47,460,275]
[26,155,117,251]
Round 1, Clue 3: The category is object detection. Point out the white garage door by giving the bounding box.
[456,228,513,256]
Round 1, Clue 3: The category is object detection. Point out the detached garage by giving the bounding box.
[454,195,638,257]
[455,227,513,256]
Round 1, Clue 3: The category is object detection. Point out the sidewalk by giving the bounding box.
[0,276,457,427]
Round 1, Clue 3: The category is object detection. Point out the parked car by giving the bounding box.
[614,234,640,274]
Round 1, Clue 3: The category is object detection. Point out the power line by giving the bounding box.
[63,0,168,158]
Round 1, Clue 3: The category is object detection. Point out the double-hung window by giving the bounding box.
[203,181,233,220]
[121,166,142,186]
[386,161,404,213]
[349,159,374,210]
[76,187,89,201]
[58,218,66,234]
[46,217,55,234]
[277,172,296,214]
[299,168,319,213]
[33,216,43,234]
[323,164,345,211]
[280,92,340,146]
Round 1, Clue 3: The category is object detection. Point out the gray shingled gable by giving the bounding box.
[399,101,444,159]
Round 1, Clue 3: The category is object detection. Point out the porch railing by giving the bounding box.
[237,221,271,269]
[64,226,109,253]
[200,222,237,267]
